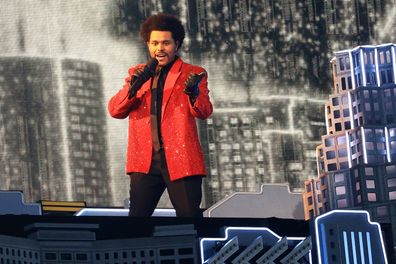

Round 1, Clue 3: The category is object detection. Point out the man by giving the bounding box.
[108,13,213,217]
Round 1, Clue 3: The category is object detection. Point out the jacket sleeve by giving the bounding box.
[189,69,213,119]
[108,66,143,119]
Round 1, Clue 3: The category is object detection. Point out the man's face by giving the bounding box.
[147,31,178,67]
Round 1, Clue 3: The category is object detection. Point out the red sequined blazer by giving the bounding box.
[108,58,213,181]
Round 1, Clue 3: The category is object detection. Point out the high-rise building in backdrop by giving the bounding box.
[0,57,111,206]
[200,99,325,205]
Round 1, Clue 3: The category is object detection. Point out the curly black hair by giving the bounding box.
[140,13,185,49]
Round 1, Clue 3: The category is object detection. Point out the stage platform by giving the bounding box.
[0,213,310,240]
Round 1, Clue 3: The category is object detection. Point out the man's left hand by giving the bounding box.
[184,72,206,103]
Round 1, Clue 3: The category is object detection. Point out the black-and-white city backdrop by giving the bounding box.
[0,0,395,207]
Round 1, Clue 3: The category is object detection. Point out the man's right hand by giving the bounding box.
[128,66,152,99]
[128,58,158,99]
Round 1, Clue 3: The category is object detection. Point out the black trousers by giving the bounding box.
[128,151,203,218]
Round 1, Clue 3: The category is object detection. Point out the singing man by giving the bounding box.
[108,13,213,217]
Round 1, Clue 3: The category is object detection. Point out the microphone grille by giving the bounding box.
[147,57,159,73]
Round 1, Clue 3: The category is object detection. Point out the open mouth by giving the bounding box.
[156,54,167,59]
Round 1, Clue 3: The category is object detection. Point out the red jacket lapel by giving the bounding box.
[161,58,183,121]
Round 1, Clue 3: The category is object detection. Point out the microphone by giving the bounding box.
[144,57,159,76]
[128,57,159,99]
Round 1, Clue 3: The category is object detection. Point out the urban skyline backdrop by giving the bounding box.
[0,0,395,207]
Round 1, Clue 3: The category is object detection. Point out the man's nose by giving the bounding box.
[157,43,164,50]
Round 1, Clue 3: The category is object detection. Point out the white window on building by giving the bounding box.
[368,192,377,202]
[230,117,238,124]
[233,155,241,162]
[389,191,396,200]
[335,186,346,195]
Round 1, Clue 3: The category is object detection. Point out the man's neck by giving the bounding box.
[159,56,178,72]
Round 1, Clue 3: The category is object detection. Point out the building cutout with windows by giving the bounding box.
[315,210,388,264]
[302,43,396,258]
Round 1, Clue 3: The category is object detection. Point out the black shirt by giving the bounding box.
[149,57,177,173]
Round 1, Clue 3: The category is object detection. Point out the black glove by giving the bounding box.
[128,58,158,99]
[184,72,206,103]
